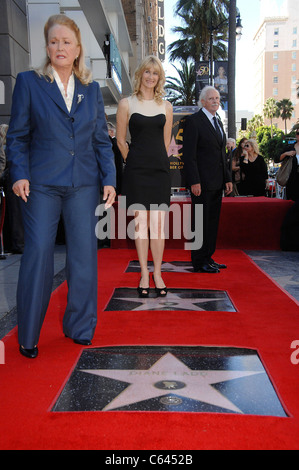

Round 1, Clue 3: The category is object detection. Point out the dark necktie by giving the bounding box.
[213,116,223,141]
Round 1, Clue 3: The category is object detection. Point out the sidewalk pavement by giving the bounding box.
[0,245,66,339]
[1,247,299,340]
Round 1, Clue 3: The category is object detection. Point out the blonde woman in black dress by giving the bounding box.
[117,56,173,297]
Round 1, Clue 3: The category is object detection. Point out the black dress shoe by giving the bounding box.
[19,345,38,359]
[210,261,227,270]
[73,339,92,346]
[194,263,220,274]
[65,335,92,346]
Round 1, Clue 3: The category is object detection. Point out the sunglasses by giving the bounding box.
[244,144,251,148]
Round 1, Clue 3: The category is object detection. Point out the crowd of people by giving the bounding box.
[0,13,298,359]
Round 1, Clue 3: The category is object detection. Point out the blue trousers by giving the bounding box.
[17,185,100,348]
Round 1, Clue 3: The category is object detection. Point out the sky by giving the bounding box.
[163,0,288,112]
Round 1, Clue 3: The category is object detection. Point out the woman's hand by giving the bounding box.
[12,179,30,203]
[103,185,116,209]
[281,150,296,161]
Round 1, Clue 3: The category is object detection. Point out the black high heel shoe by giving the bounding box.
[137,285,150,298]
[152,274,168,297]
[137,278,150,299]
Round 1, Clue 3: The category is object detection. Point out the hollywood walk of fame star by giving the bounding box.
[273,275,299,289]
[168,136,183,159]
[108,289,235,312]
[81,353,265,412]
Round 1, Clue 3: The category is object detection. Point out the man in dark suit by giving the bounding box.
[183,86,232,273]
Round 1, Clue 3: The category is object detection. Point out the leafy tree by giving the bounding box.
[276,98,294,134]
[165,62,196,105]
[255,126,284,163]
[263,98,280,138]
[247,114,264,134]
[168,0,229,63]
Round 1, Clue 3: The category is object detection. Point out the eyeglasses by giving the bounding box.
[244,144,251,148]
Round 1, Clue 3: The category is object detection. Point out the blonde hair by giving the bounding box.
[38,14,92,85]
[246,139,259,155]
[133,56,166,104]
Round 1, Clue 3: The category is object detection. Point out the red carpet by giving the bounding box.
[1,249,299,450]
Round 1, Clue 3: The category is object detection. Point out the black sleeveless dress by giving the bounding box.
[122,95,171,211]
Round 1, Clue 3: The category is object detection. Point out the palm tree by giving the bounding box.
[263,98,280,138]
[276,98,294,134]
[165,62,196,105]
[168,0,229,64]
[247,114,264,134]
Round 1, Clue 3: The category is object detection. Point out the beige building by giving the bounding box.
[253,0,299,132]
[122,0,165,76]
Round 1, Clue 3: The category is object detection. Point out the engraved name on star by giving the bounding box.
[81,353,264,412]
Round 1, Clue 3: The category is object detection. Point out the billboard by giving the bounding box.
[195,60,228,110]
[168,106,199,189]
[195,61,210,103]
[214,61,228,111]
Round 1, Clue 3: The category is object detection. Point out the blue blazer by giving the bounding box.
[7,70,116,188]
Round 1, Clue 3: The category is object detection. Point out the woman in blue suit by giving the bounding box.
[7,14,116,358]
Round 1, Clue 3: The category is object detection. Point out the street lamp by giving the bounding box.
[236,14,243,41]
[228,2,243,139]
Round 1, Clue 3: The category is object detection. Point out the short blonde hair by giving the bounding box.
[38,14,92,85]
[133,56,166,104]
[246,139,259,155]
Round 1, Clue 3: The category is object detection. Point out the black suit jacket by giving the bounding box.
[182,108,231,191]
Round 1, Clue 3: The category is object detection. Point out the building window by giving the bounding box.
[273,88,278,96]
[273,52,279,59]
[292,64,296,72]
[274,28,279,35]
[292,76,297,84]
[293,27,297,35]
[273,76,278,83]
[273,64,278,72]
[292,51,297,60]
[292,39,297,48]
[274,40,279,48]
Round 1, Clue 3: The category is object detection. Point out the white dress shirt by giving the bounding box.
[202,107,223,137]
[52,68,75,113]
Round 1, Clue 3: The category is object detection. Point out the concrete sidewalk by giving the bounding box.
[0,245,66,339]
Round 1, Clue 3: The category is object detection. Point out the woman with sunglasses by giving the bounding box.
[239,139,268,197]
